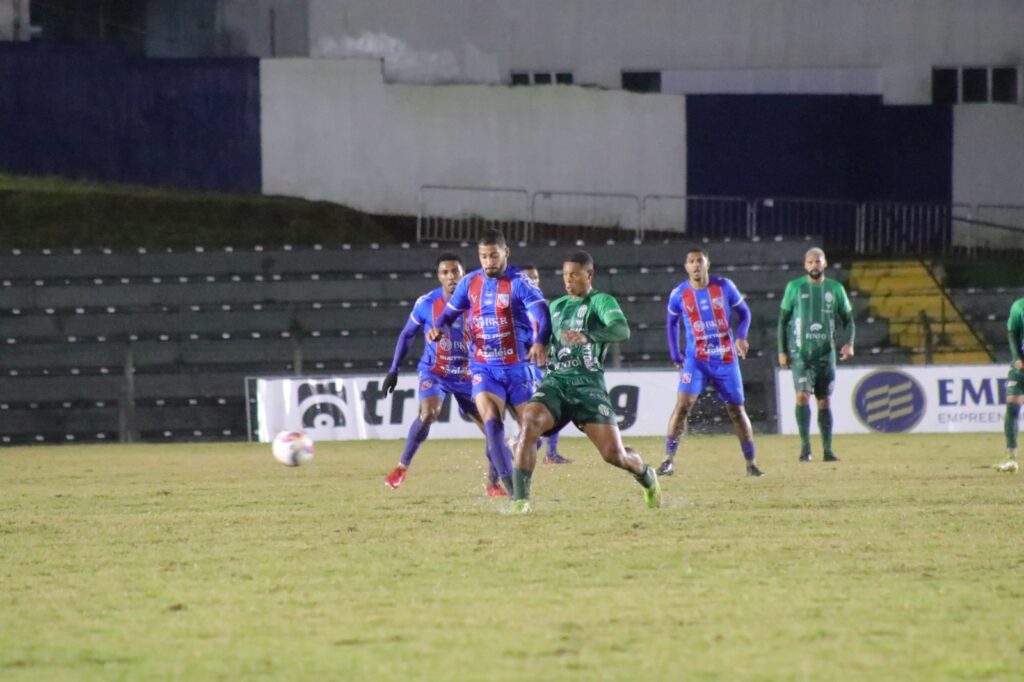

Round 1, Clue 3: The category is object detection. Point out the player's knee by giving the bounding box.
[419,406,441,424]
[521,408,548,438]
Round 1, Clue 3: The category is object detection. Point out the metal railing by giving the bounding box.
[416,185,1024,257]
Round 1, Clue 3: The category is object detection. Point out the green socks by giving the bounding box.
[818,408,834,454]
[634,465,656,489]
[796,404,811,452]
[1005,403,1020,450]
[512,468,533,500]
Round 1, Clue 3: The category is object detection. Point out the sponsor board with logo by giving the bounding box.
[253,370,682,441]
[776,365,1014,435]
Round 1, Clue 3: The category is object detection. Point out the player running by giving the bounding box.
[380,253,508,496]
[657,247,764,478]
[519,264,571,465]
[777,247,856,462]
[510,251,661,513]
[995,296,1024,473]
[429,229,552,495]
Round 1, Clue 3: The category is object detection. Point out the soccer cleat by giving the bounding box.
[384,465,407,489]
[995,458,1019,473]
[656,458,675,476]
[509,499,532,514]
[643,467,663,509]
[485,483,509,497]
[823,452,840,462]
[798,451,812,462]
[746,463,765,477]
[545,452,573,464]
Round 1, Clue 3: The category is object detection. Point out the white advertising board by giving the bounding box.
[254,370,682,442]
[776,364,1013,435]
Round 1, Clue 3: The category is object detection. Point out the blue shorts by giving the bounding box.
[418,371,478,417]
[470,363,539,407]
[677,357,745,405]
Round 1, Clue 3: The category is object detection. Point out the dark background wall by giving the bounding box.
[686,95,953,203]
[0,43,261,192]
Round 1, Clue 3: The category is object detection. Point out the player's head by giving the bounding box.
[562,251,594,298]
[520,264,540,286]
[804,247,827,281]
[477,229,509,278]
[436,252,465,295]
[684,247,710,286]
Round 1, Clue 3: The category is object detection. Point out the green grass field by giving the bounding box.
[2,433,1022,681]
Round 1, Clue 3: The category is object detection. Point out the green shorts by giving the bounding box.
[528,372,618,436]
[790,354,836,398]
[1008,366,1024,397]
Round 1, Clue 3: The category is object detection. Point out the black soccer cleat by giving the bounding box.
[823,452,840,462]
[798,451,812,462]
[746,463,765,477]
[656,459,675,476]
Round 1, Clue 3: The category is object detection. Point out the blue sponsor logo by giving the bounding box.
[852,370,926,433]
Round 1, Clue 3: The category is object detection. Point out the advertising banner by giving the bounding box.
[776,364,1013,435]
[254,370,682,442]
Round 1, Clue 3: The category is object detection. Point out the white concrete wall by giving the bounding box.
[298,0,1024,102]
[260,58,687,217]
[952,106,1024,249]
[0,0,29,41]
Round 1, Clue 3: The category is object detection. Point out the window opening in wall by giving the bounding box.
[622,71,662,93]
[931,68,958,104]
[510,71,574,86]
[992,67,1019,103]
[961,68,988,103]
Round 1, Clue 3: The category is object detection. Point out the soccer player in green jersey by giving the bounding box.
[509,251,662,513]
[995,297,1024,473]
[777,247,855,462]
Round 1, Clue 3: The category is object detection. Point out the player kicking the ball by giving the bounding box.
[509,251,661,514]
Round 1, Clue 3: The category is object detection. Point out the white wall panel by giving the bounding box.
[261,58,687,217]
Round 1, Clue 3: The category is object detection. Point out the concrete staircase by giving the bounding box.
[848,260,992,364]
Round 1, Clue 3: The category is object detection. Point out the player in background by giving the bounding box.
[380,253,508,496]
[657,247,764,478]
[429,229,552,495]
[995,296,1024,473]
[777,247,855,462]
[519,264,571,465]
[511,251,661,513]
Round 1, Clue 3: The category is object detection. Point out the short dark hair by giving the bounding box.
[436,252,462,267]
[565,250,594,269]
[478,228,507,249]
[519,263,538,271]
[686,246,708,259]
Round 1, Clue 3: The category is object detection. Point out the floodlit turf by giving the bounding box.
[2,433,1022,681]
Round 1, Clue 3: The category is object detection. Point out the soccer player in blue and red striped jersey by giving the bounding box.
[657,247,764,478]
[429,229,552,495]
[381,253,506,495]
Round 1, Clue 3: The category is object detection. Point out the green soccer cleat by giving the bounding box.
[508,499,532,514]
[643,467,663,508]
[994,458,1019,474]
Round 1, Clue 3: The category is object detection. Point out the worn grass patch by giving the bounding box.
[1,433,1022,680]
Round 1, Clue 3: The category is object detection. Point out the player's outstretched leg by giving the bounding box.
[385,416,432,488]
[585,424,662,508]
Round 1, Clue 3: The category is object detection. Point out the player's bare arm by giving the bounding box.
[735,338,749,359]
[778,351,789,369]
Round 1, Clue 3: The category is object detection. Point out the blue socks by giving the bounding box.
[399,417,431,467]
[740,439,756,463]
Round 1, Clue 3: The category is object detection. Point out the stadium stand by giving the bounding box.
[0,238,922,443]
